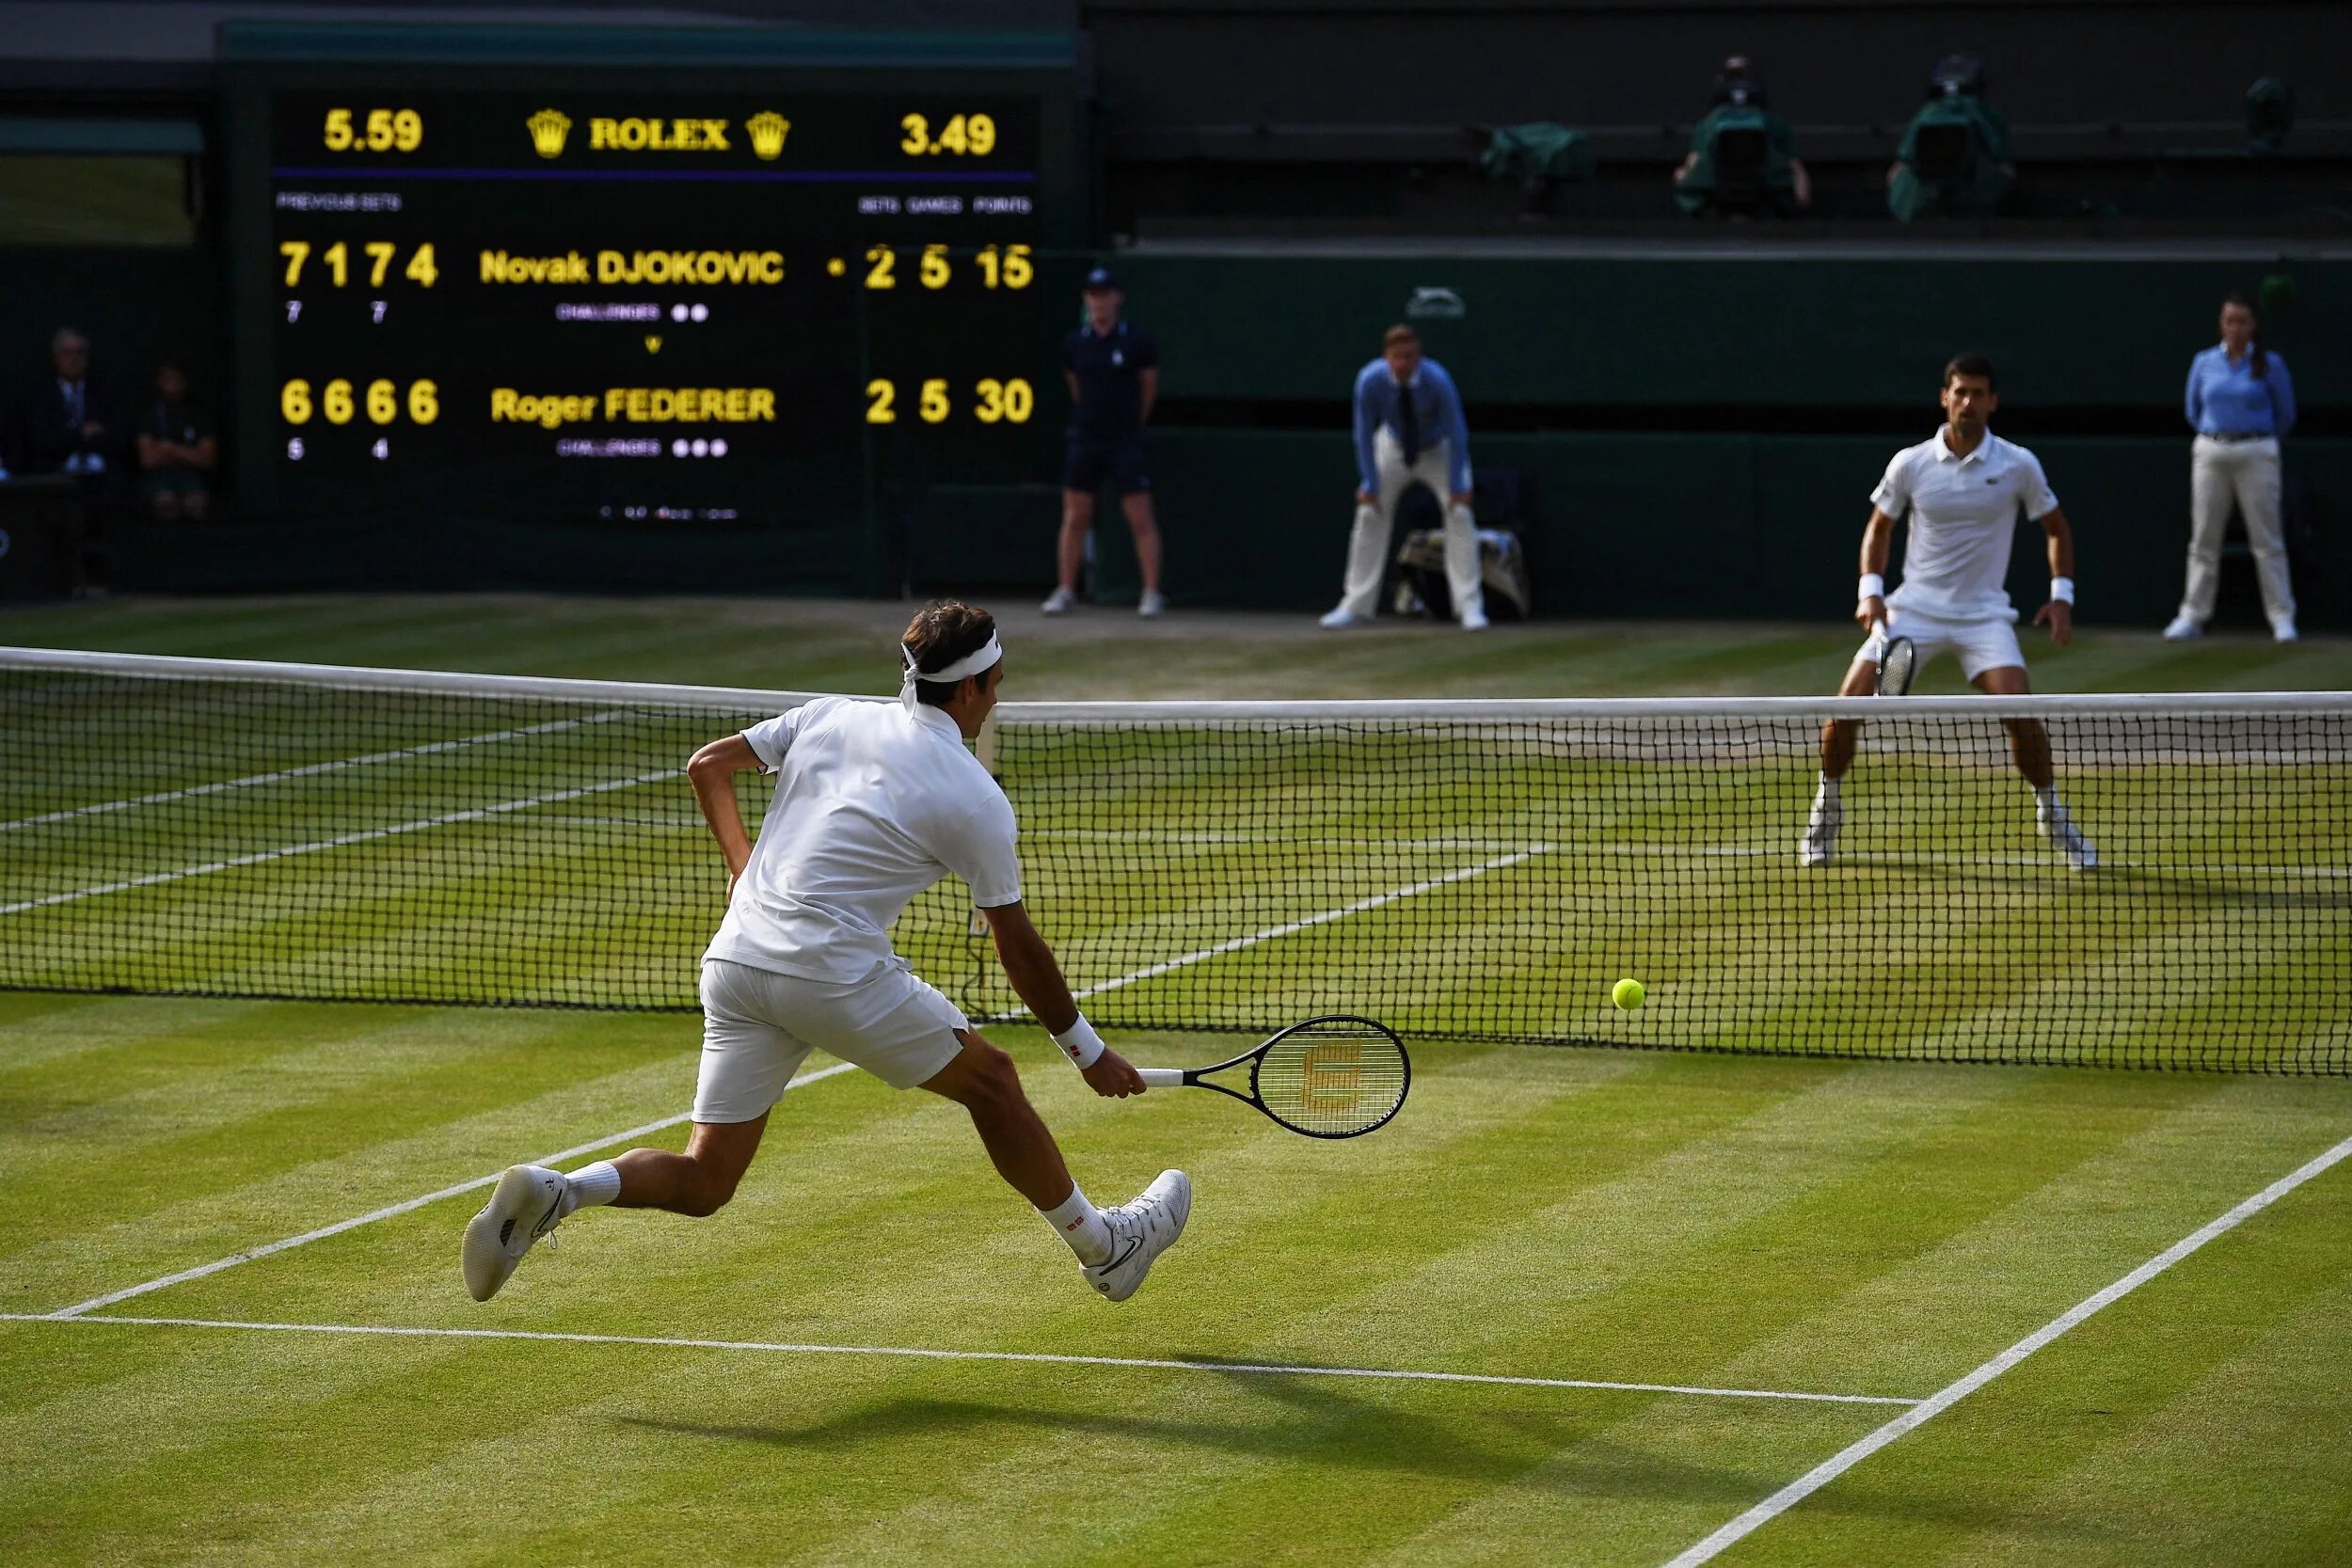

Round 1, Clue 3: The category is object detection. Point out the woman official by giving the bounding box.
[2166,293,2298,642]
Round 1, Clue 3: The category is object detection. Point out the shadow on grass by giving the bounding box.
[619,1368,1879,1512]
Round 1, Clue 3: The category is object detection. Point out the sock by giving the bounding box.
[1815,772,1841,803]
[1040,1183,1113,1265]
[2033,784,2060,815]
[564,1160,623,1216]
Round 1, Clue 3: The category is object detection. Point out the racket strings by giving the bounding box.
[1257,1024,1408,1135]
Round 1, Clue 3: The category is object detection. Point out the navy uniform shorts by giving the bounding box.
[1062,432,1152,496]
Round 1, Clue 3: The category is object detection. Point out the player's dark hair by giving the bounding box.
[1943,352,1997,391]
[902,599,997,707]
[1382,324,1420,351]
[2222,292,2267,379]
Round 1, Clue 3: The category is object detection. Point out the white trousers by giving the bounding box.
[2180,436,2294,626]
[1337,430,1483,622]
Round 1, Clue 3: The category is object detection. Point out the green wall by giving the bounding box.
[1114,251,2349,409]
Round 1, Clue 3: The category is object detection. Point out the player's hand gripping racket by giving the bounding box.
[1138,1015,1409,1139]
[1872,621,1917,697]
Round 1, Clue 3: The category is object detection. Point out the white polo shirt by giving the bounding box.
[703,696,1023,982]
[1870,427,2059,623]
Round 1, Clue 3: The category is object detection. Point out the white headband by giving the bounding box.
[900,631,1002,713]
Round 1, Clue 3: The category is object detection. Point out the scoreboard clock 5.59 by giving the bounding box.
[224,27,1084,562]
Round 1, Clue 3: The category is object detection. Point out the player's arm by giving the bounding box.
[686,734,762,895]
[2032,507,2075,647]
[981,900,1145,1097]
[1855,508,1898,630]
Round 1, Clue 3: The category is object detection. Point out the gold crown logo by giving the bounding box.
[525,108,572,160]
[745,112,791,161]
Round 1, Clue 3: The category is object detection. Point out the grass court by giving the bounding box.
[2,596,2348,1564]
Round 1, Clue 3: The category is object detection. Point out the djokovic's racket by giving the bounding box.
[1873,622,1917,697]
[1137,1014,1409,1139]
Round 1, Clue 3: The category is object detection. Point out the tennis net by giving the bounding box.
[5,646,2346,1073]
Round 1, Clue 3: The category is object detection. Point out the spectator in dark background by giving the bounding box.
[1888,55,2014,221]
[135,357,215,521]
[18,326,118,480]
[13,325,121,590]
[2166,292,2298,642]
[1674,55,1810,216]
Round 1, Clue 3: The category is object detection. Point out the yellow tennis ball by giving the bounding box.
[1612,977,1646,1011]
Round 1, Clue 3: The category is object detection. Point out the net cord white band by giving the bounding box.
[5,646,2348,724]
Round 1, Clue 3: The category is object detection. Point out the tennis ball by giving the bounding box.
[1612,977,1646,1011]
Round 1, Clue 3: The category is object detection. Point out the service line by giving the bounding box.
[0,1313,1923,1408]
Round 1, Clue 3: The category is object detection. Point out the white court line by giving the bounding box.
[41,1061,861,1320]
[0,711,628,833]
[2,768,683,916]
[0,1313,1924,1407]
[989,844,1557,1022]
[1658,1130,2352,1568]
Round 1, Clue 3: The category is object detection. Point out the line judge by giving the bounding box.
[1320,325,1486,631]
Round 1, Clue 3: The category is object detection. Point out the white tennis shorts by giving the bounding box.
[694,958,969,1123]
[1854,606,2025,684]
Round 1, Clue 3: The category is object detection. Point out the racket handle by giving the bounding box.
[1136,1068,1185,1087]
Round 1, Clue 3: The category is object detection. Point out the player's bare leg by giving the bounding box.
[1045,491,1093,612]
[1121,492,1165,613]
[461,1117,768,1300]
[920,1030,1082,1212]
[602,1117,768,1216]
[1803,657,1878,866]
[921,1029,1191,1301]
[1978,664,2095,868]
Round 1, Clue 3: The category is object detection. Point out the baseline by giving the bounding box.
[1658,1130,2352,1567]
[0,1313,1924,1407]
[42,1060,860,1319]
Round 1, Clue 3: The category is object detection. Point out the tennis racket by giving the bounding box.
[1873,622,1917,697]
[1136,1014,1409,1139]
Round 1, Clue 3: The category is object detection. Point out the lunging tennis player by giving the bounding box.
[1804,354,2097,871]
[463,601,1190,1303]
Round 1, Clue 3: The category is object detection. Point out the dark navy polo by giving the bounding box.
[1061,320,1158,439]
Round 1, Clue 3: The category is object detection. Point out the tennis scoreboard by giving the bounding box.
[224,27,1084,564]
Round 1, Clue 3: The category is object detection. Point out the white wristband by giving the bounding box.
[2050,577,2075,605]
[1052,1015,1106,1069]
[1857,573,1885,602]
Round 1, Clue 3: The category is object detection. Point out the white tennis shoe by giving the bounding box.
[1083,1169,1192,1303]
[2162,613,2202,641]
[1318,606,1362,629]
[1460,607,1489,632]
[1799,787,1841,867]
[461,1164,569,1302]
[1138,589,1166,618]
[1041,586,1076,615]
[2039,800,2099,871]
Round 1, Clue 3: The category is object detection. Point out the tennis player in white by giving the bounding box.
[463,601,1190,1304]
[1804,353,2097,871]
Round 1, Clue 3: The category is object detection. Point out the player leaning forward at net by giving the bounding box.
[463,602,1191,1304]
[1804,353,2097,871]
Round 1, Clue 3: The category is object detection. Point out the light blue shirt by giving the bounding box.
[2185,345,2296,437]
[1353,357,1471,495]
